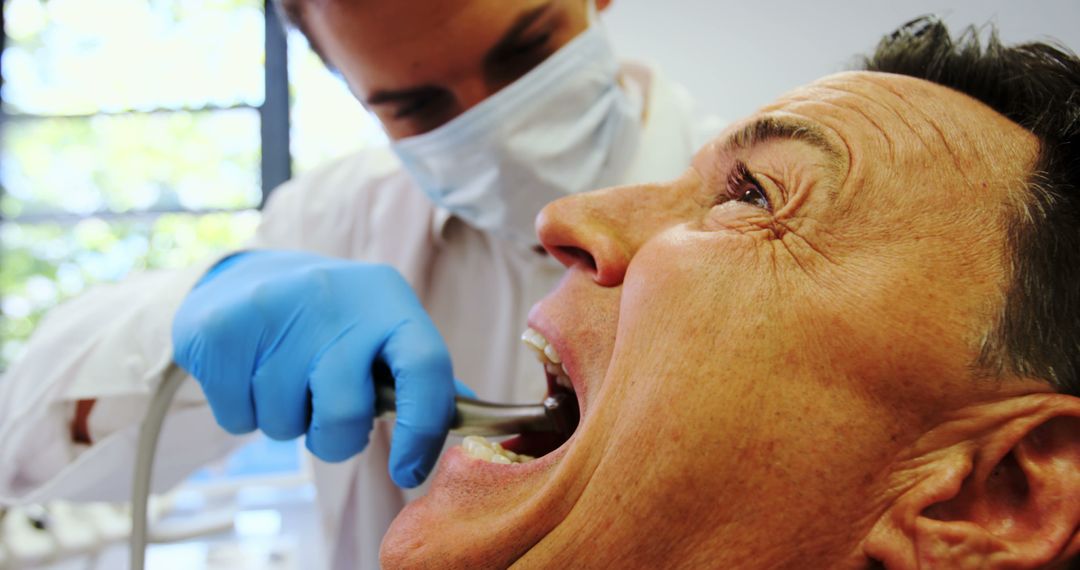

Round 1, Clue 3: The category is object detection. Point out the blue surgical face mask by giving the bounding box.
[390,16,643,247]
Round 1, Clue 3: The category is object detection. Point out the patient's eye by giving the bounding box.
[726,162,772,211]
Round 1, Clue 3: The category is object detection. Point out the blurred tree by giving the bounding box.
[0,0,386,368]
[0,0,264,367]
[0,212,260,364]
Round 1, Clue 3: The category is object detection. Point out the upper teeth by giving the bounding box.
[521,327,573,390]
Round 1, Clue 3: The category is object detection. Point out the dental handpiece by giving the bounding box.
[372,363,575,438]
[133,364,575,570]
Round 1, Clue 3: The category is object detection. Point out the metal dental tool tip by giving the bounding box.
[373,364,576,437]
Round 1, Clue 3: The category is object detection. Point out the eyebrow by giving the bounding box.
[485,2,554,62]
[722,116,847,176]
[366,85,442,106]
[365,3,554,107]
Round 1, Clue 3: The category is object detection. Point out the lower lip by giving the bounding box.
[439,433,575,486]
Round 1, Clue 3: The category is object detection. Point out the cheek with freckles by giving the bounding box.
[616,231,777,347]
[568,239,916,563]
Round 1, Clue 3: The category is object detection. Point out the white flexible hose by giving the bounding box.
[130,363,189,570]
[127,362,569,569]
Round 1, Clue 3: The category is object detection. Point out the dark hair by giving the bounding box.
[862,17,1080,398]
[272,0,334,69]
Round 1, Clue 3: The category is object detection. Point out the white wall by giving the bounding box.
[603,0,1080,121]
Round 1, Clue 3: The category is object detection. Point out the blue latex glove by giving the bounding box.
[173,250,467,487]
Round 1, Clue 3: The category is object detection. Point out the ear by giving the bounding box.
[864,393,1080,569]
[596,0,613,12]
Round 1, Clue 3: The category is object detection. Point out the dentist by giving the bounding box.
[0,1,705,567]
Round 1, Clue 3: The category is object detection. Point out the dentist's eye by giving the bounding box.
[726,162,772,212]
[506,32,551,58]
[395,95,436,119]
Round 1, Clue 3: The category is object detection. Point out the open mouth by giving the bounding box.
[459,327,582,465]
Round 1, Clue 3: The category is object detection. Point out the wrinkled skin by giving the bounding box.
[382,72,1080,568]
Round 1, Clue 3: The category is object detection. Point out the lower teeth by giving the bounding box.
[462,436,535,464]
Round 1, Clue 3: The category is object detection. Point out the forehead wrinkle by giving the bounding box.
[762,88,931,212]
[806,82,952,177]
[813,99,899,182]
[778,77,987,219]
[866,77,980,191]
[759,103,857,206]
[781,85,905,166]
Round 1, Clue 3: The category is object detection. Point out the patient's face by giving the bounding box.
[381,72,1042,567]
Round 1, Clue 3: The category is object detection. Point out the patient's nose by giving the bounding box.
[536,189,627,286]
[536,174,693,286]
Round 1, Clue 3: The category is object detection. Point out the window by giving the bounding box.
[0,0,392,501]
[0,0,387,368]
[288,29,388,175]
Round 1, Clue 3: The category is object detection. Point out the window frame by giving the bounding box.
[0,1,293,363]
[0,0,309,487]
[0,0,292,220]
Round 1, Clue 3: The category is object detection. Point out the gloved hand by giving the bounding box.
[172,250,467,487]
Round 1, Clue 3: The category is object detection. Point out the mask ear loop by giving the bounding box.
[583,0,638,115]
[586,0,599,26]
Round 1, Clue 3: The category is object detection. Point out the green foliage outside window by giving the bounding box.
[2,110,261,218]
[0,0,386,369]
[0,212,260,365]
[0,0,265,368]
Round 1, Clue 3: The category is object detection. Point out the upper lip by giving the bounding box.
[526,317,586,414]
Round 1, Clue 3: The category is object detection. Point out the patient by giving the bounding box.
[382,18,1080,569]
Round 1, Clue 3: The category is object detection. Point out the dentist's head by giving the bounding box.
[278,0,609,138]
[276,0,639,245]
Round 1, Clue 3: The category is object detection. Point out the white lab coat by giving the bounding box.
[0,63,706,569]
